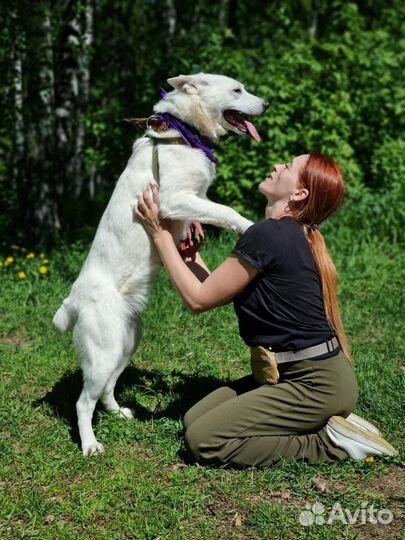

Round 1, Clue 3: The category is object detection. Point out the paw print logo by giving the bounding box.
[299,502,326,526]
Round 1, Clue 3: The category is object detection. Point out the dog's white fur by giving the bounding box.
[53,73,267,456]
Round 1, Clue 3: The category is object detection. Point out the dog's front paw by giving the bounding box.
[237,218,254,235]
[82,440,105,457]
[118,407,135,419]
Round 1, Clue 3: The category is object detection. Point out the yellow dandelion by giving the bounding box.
[18,271,27,280]
[11,244,21,251]
[43,259,50,265]
[5,256,15,267]
[365,456,375,464]
[26,252,35,259]
[39,266,48,275]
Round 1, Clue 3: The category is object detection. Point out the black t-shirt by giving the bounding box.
[232,217,338,355]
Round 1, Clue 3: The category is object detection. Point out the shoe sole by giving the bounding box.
[346,413,381,436]
[329,416,399,457]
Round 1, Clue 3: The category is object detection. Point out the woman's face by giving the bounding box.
[259,154,309,204]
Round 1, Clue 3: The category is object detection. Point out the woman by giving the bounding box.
[135,153,398,467]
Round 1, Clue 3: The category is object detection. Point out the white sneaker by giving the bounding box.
[345,413,381,436]
[325,416,398,460]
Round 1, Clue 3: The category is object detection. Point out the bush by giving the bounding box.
[1,1,403,245]
[166,4,404,242]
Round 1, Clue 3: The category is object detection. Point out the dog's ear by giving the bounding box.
[167,75,206,95]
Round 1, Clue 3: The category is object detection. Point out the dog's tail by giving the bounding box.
[53,300,75,333]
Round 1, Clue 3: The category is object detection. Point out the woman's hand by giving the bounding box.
[134,185,169,238]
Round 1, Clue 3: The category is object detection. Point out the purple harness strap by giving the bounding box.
[158,88,218,164]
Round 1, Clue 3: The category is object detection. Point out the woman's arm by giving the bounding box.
[184,252,211,283]
[135,187,258,313]
[154,230,257,312]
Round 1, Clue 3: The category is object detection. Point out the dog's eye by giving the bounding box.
[233,88,242,94]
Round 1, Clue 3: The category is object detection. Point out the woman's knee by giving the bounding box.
[183,385,239,432]
[184,422,204,462]
[184,420,225,463]
[183,409,194,431]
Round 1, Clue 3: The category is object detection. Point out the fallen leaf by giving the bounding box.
[0,334,31,347]
[280,489,291,500]
[272,488,292,502]
[312,477,330,493]
[167,463,187,472]
[230,512,242,527]
[48,495,64,504]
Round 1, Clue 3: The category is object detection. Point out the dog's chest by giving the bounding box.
[156,143,216,195]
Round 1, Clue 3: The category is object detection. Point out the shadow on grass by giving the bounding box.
[33,365,225,448]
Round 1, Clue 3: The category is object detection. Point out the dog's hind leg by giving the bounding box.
[101,318,142,418]
[76,375,106,457]
[101,364,134,418]
[74,310,134,457]
[78,350,139,456]
[77,350,128,457]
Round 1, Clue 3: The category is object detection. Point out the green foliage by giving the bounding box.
[0,1,403,244]
[177,19,404,239]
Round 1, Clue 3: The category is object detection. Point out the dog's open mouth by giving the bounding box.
[223,110,261,141]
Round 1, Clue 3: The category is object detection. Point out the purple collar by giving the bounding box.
[158,88,218,164]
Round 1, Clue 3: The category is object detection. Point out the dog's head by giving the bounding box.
[153,73,269,142]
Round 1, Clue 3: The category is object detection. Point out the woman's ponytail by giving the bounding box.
[305,227,352,361]
[290,154,352,362]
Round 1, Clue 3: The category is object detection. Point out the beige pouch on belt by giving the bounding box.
[250,346,280,385]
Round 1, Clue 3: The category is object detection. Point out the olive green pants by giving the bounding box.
[183,352,358,468]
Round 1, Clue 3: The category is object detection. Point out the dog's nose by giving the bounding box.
[262,102,270,111]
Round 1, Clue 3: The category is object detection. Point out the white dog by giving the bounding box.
[53,73,268,456]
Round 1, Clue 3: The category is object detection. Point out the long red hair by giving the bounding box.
[289,153,352,361]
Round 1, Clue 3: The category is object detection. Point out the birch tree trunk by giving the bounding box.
[23,3,60,245]
[54,0,81,208]
[54,0,94,216]
[14,0,94,243]
[10,7,25,194]
[165,0,176,52]
[309,0,319,39]
[75,0,94,197]
[218,0,230,28]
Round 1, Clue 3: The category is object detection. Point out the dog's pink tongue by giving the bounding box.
[244,120,261,141]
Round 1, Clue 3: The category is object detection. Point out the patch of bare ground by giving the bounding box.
[0,333,32,348]
[204,493,259,540]
[248,487,306,507]
[350,468,405,539]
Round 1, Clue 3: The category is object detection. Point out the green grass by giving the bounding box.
[0,230,404,540]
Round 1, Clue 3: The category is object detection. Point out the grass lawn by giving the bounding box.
[0,229,404,540]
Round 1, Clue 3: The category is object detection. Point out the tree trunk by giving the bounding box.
[54,0,93,225]
[218,0,230,28]
[55,0,81,207]
[10,7,25,194]
[23,3,60,245]
[165,0,176,50]
[75,0,94,197]
[309,0,319,39]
